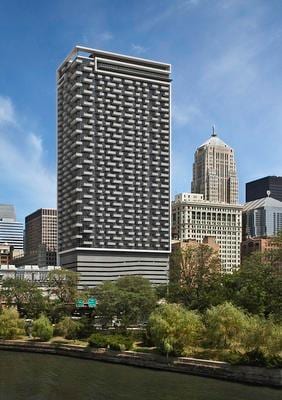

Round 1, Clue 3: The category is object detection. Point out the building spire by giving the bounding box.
[212,125,217,137]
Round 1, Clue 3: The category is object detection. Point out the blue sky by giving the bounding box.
[0,0,282,221]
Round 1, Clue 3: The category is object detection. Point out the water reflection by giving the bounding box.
[0,351,280,400]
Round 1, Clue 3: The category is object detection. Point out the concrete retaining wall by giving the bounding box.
[0,340,281,388]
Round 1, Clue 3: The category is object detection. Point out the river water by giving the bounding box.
[0,351,280,400]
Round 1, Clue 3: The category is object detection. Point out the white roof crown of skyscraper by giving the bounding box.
[243,195,282,212]
[199,126,230,149]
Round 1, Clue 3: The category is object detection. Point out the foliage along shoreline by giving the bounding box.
[0,233,281,369]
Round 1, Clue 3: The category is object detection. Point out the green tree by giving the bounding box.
[0,308,24,339]
[45,299,75,324]
[205,302,248,350]
[264,321,282,355]
[148,303,203,356]
[116,276,157,328]
[243,316,282,356]
[269,230,282,262]
[94,276,157,329]
[169,244,222,311]
[93,281,120,327]
[222,252,282,320]
[233,254,269,315]
[47,269,79,303]
[32,315,53,341]
[1,278,46,318]
[55,317,81,340]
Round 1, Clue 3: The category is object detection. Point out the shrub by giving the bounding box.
[142,329,154,347]
[88,333,108,348]
[77,316,94,339]
[0,308,24,339]
[205,302,248,350]
[223,351,244,365]
[264,321,282,356]
[107,334,133,351]
[46,301,73,324]
[88,333,133,351]
[238,349,282,368]
[148,303,204,356]
[55,317,81,340]
[241,316,266,352]
[32,315,53,341]
[242,316,282,356]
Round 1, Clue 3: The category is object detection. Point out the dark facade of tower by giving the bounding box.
[246,176,282,202]
[57,46,171,287]
[14,208,57,267]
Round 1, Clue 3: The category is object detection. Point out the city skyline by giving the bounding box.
[0,0,282,221]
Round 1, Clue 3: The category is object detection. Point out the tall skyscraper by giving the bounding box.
[57,46,171,287]
[0,204,23,253]
[15,208,57,267]
[191,127,238,204]
[246,176,282,202]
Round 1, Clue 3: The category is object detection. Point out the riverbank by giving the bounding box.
[0,339,281,388]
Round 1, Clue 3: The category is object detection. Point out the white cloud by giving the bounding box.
[202,44,258,96]
[140,0,201,31]
[200,6,282,97]
[173,104,201,126]
[0,96,16,125]
[98,31,113,41]
[0,96,56,219]
[181,0,201,8]
[82,30,113,47]
[28,133,43,160]
[131,44,147,55]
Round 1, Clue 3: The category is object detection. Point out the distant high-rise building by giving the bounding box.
[191,128,238,204]
[172,193,242,273]
[57,46,171,287]
[246,176,282,202]
[0,204,16,221]
[14,208,57,267]
[243,195,282,239]
[0,243,13,265]
[0,204,23,252]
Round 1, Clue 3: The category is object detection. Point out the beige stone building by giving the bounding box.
[191,128,238,204]
[172,193,242,273]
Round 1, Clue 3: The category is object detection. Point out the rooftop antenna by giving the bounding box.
[211,125,217,137]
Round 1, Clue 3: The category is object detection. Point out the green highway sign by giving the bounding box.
[88,298,97,308]
[76,299,84,308]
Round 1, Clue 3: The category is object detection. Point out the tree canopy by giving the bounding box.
[94,275,157,328]
[46,269,79,303]
[0,278,46,318]
[169,244,222,311]
[148,303,203,356]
